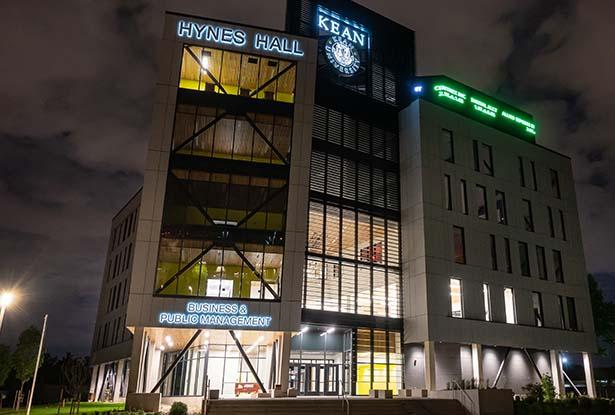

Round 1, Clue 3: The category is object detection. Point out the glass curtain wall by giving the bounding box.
[303,105,401,319]
[155,46,296,299]
[356,329,402,395]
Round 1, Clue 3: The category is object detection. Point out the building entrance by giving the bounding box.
[289,362,340,395]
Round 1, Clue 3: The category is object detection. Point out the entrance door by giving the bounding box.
[290,363,339,395]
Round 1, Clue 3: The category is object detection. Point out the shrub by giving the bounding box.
[169,402,188,415]
[541,374,556,402]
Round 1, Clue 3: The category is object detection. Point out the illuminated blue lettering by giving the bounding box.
[176,20,247,47]
[160,301,272,328]
[254,33,304,57]
[316,8,368,48]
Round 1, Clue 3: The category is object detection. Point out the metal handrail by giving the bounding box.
[450,380,476,415]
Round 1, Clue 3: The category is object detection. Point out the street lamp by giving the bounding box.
[0,291,16,334]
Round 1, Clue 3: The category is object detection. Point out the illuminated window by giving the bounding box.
[522,199,534,232]
[532,291,544,327]
[536,246,547,280]
[504,287,516,324]
[550,169,561,199]
[453,226,466,264]
[483,283,491,321]
[444,175,452,210]
[496,191,507,224]
[476,185,488,219]
[519,242,530,276]
[553,250,564,283]
[460,180,468,214]
[450,278,463,318]
[179,45,297,104]
[441,129,454,163]
[504,238,512,273]
[490,235,498,271]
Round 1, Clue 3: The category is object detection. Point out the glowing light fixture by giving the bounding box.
[320,327,335,336]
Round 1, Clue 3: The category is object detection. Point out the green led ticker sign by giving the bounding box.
[414,77,537,142]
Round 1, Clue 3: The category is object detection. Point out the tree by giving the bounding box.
[60,355,89,415]
[12,326,42,410]
[588,274,615,350]
[0,344,11,387]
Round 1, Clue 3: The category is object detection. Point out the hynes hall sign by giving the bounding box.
[159,302,273,329]
[177,20,304,58]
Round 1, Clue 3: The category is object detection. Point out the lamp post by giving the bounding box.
[0,291,15,335]
[26,314,48,415]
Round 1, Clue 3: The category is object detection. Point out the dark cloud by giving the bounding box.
[0,0,614,355]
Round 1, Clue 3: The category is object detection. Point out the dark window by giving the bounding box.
[453,226,466,264]
[519,242,530,276]
[532,292,544,327]
[490,234,498,271]
[519,157,526,187]
[566,297,578,330]
[553,250,564,282]
[444,175,452,210]
[536,246,547,280]
[558,296,566,329]
[522,199,534,232]
[550,169,561,198]
[476,185,488,219]
[441,129,454,163]
[474,141,493,175]
[115,282,122,309]
[530,161,538,191]
[559,210,567,240]
[504,238,512,273]
[548,207,555,237]
[460,180,468,215]
[496,191,507,224]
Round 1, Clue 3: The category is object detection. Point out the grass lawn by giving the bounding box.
[0,402,124,415]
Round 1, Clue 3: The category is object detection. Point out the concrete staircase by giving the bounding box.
[207,397,467,415]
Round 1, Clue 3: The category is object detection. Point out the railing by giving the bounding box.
[450,380,476,415]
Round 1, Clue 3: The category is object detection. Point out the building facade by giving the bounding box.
[89,0,597,405]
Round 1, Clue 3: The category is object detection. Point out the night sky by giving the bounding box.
[0,0,613,356]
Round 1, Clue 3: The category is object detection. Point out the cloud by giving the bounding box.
[0,0,613,355]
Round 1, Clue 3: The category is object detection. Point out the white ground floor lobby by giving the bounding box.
[89,326,596,408]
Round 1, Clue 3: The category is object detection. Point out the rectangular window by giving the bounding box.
[530,161,538,191]
[476,185,488,220]
[519,242,530,276]
[504,238,512,273]
[522,199,534,232]
[441,129,454,162]
[519,157,526,187]
[483,283,491,321]
[548,207,555,237]
[490,235,498,271]
[473,140,480,172]
[536,246,547,280]
[453,226,466,264]
[532,292,544,327]
[476,142,494,175]
[504,287,516,324]
[558,296,566,329]
[559,210,567,240]
[450,278,463,318]
[553,250,564,282]
[567,297,578,330]
[550,169,561,199]
[460,179,468,214]
[496,191,507,224]
[444,175,452,210]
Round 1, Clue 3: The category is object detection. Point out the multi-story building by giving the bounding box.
[90,190,140,401]
[88,0,597,407]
